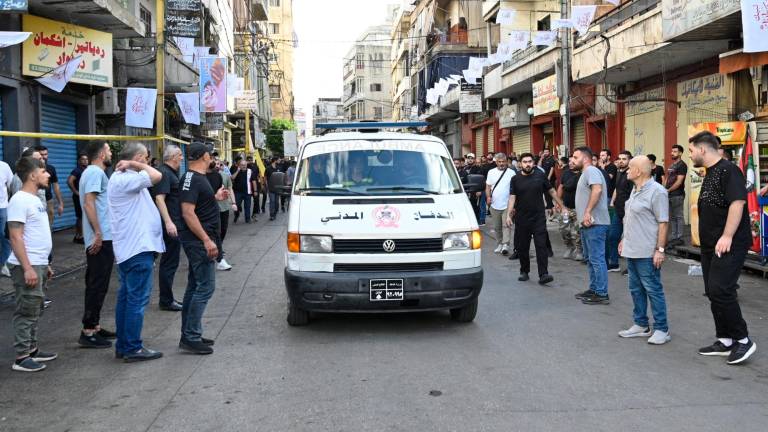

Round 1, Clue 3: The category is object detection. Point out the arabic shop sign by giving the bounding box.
[22,15,112,88]
[167,0,201,37]
[532,75,559,116]
[0,0,27,12]
[678,73,730,113]
[661,0,740,41]
[688,122,746,145]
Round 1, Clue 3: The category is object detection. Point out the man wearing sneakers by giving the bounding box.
[485,153,514,256]
[178,143,229,354]
[617,156,670,345]
[206,158,237,271]
[78,142,117,348]
[153,145,184,312]
[573,147,611,305]
[689,131,757,364]
[8,157,56,372]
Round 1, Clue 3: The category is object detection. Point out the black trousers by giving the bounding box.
[82,241,114,329]
[158,232,181,306]
[469,194,480,224]
[515,216,549,277]
[217,210,229,262]
[701,247,749,340]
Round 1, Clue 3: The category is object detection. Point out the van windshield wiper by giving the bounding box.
[365,186,441,195]
[298,187,365,195]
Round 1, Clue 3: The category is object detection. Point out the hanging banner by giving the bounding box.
[572,5,597,35]
[532,31,557,47]
[741,0,768,53]
[22,15,112,87]
[192,46,209,69]
[532,75,559,116]
[687,122,747,145]
[496,8,516,25]
[173,36,195,62]
[0,31,31,48]
[175,93,200,125]
[168,0,200,11]
[35,55,81,92]
[126,88,157,129]
[0,0,27,12]
[508,30,530,50]
[468,57,488,73]
[552,19,574,30]
[198,56,227,113]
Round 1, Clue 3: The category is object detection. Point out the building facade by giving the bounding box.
[267,0,295,121]
[312,98,344,135]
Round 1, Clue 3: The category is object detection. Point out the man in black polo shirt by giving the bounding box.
[152,144,184,312]
[505,153,563,285]
[608,150,633,272]
[689,131,756,365]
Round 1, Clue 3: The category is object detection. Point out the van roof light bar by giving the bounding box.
[315,121,429,133]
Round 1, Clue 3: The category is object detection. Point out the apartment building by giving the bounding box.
[267,0,295,121]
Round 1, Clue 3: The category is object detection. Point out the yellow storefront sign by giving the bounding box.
[22,15,113,88]
[687,121,747,145]
[532,75,559,116]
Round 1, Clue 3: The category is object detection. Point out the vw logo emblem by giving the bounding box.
[382,239,396,253]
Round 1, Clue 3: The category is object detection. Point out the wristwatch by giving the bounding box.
[656,247,665,253]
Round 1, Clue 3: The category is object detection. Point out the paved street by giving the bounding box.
[1,216,767,432]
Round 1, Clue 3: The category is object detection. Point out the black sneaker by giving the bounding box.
[29,349,57,362]
[574,289,594,300]
[12,357,46,372]
[97,328,117,339]
[159,301,183,312]
[726,340,757,365]
[607,265,621,272]
[179,339,214,355]
[621,269,628,276]
[202,337,215,346]
[123,348,163,363]
[79,332,112,349]
[581,292,610,305]
[508,251,519,260]
[538,274,554,285]
[517,273,529,281]
[698,341,732,357]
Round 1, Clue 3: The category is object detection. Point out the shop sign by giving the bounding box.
[235,90,259,111]
[202,112,224,130]
[167,0,202,37]
[678,73,730,114]
[0,0,27,12]
[532,75,559,116]
[459,92,482,113]
[498,103,518,129]
[687,121,747,145]
[461,79,483,92]
[22,15,113,87]
[661,0,740,41]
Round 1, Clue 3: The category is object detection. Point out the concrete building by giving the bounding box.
[343,6,398,122]
[312,98,345,134]
[267,0,295,121]
[391,4,414,121]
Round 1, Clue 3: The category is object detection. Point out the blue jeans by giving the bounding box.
[627,258,668,332]
[581,225,609,296]
[115,252,155,354]
[181,240,216,342]
[0,208,11,265]
[606,208,623,267]
[234,191,252,223]
[479,191,487,224]
[269,192,279,218]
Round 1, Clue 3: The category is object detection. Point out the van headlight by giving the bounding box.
[442,231,482,251]
[300,235,333,253]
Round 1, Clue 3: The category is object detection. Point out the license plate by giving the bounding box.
[370,279,404,301]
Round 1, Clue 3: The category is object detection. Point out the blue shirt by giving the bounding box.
[79,165,112,248]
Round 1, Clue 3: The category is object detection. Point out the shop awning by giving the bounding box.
[720,49,768,75]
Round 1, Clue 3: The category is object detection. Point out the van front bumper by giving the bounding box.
[284,267,483,312]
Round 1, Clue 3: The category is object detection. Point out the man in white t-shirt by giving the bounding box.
[7,157,55,372]
[107,143,164,363]
[485,153,515,255]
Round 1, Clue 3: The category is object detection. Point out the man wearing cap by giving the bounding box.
[178,143,229,354]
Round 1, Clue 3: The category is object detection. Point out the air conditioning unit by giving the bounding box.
[95,89,120,115]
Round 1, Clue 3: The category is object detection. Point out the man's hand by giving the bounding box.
[582,211,593,227]
[761,184,768,197]
[204,238,218,260]
[618,240,623,256]
[214,187,229,201]
[166,222,178,238]
[24,267,38,288]
[653,250,664,269]
[475,191,482,197]
[47,266,54,280]
[231,204,238,212]
[57,202,64,216]
[87,233,103,255]
[114,160,133,172]
[715,235,733,257]
[486,196,492,206]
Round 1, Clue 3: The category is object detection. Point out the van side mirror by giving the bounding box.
[463,174,485,194]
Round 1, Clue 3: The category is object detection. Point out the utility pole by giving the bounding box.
[156,0,166,146]
[560,0,570,157]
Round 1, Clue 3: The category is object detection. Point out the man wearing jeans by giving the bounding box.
[618,156,670,345]
[608,151,633,272]
[485,153,514,255]
[108,143,164,362]
[665,144,687,247]
[0,158,14,278]
[572,147,611,305]
[178,143,229,354]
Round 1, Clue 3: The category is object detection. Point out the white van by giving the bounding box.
[282,123,483,326]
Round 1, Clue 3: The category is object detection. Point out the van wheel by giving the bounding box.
[287,301,310,326]
[449,298,478,323]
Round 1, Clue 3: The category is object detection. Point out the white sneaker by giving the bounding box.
[493,245,503,254]
[1,265,10,278]
[562,248,574,259]
[216,259,232,271]
[647,330,671,345]
[618,325,652,338]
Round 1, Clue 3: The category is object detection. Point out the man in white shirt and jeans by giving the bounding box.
[485,153,515,255]
[107,143,164,363]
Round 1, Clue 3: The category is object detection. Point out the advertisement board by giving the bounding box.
[687,122,747,145]
[198,56,227,113]
[532,75,559,116]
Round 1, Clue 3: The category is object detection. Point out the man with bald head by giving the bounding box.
[618,156,670,345]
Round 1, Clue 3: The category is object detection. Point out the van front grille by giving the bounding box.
[333,262,443,272]
[333,238,443,254]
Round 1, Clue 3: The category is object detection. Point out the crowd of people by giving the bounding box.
[3,142,292,372]
[455,131,760,365]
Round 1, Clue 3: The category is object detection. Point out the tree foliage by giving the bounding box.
[266,119,296,155]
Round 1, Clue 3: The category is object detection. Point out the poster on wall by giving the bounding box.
[198,56,227,113]
[687,122,747,145]
[532,75,559,116]
[22,15,113,87]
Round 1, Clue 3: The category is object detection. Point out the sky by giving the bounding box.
[293,0,405,127]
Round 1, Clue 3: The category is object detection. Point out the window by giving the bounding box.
[370,83,382,92]
[140,6,152,37]
[356,77,365,94]
[269,51,279,63]
[537,15,551,31]
[270,84,281,99]
[356,53,364,69]
[269,23,280,34]
[373,107,383,120]
[269,0,280,6]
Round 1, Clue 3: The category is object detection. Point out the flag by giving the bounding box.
[742,0,768,53]
[35,56,82,93]
[572,5,597,35]
[532,31,557,47]
[741,132,762,252]
[0,31,31,49]
[552,19,574,30]
[175,93,200,125]
[125,88,157,129]
[508,31,530,50]
[496,8,516,25]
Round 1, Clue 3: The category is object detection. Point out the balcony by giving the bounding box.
[29,0,144,37]
[661,0,740,42]
[498,45,559,97]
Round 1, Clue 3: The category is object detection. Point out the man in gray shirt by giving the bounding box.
[572,147,611,305]
[618,156,670,345]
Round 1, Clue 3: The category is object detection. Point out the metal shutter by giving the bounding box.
[572,117,586,148]
[487,126,495,154]
[41,97,77,230]
[513,127,531,155]
[474,127,485,155]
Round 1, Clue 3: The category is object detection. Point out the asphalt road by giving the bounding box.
[1,216,767,431]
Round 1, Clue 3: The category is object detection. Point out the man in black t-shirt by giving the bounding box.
[557,158,582,260]
[607,150,633,271]
[264,157,280,220]
[505,153,563,285]
[152,145,184,311]
[647,154,665,184]
[688,131,756,365]
[666,144,688,246]
[178,143,229,355]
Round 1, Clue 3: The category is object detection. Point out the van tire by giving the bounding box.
[449,298,477,323]
[287,301,310,326]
